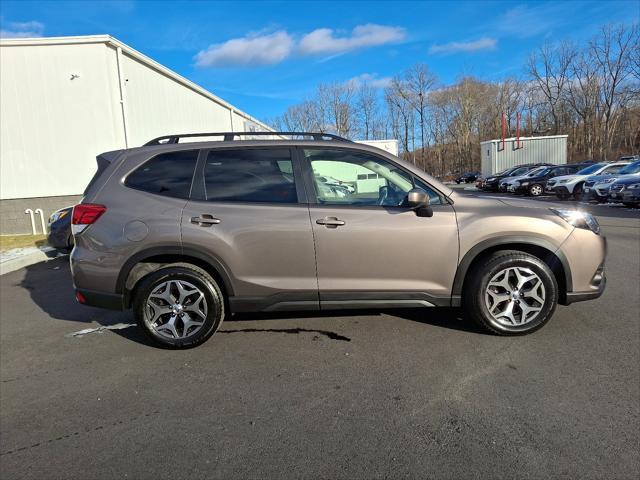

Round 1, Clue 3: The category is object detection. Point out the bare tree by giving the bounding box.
[385,77,414,160]
[356,82,379,140]
[528,41,576,134]
[589,23,638,158]
[404,64,437,165]
[316,82,357,137]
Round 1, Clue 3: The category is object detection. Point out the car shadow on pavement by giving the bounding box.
[18,257,159,347]
[19,256,485,348]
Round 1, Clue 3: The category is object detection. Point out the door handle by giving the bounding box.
[316,217,345,228]
[191,214,221,227]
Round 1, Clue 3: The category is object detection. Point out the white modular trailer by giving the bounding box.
[0,35,272,234]
[480,135,567,176]
[355,139,399,157]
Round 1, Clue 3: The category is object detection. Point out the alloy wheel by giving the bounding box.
[484,266,546,327]
[145,280,208,339]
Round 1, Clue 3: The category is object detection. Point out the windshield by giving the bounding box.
[526,167,547,177]
[577,163,606,175]
[619,161,640,175]
[509,167,530,176]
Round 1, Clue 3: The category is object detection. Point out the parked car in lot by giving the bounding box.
[584,160,640,202]
[608,175,640,207]
[70,131,606,348]
[546,161,631,200]
[455,172,480,184]
[511,163,592,197]
[481,164,551,192]
[315,174,356,194]
[501,166,549,193]
[47,206,74,252]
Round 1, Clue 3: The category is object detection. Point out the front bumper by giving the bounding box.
[552,185,572,195]
[482,181,499,191]
[621,190,640,202]
[563,267,606,305]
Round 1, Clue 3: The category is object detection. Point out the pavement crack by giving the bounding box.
[0,410,161,456]
[219,327,351,342]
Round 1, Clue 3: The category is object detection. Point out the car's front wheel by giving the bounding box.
[133,264,224,348]
[529,184,544,196]
[463,251,558,335]
[572,183,584,200]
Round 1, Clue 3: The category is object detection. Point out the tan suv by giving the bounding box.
[70,132,606,348]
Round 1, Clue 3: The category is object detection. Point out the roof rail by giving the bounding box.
[143,131,351,146]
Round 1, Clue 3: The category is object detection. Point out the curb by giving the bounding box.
[0,248,65,276]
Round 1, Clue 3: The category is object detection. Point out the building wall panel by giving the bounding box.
[121,51,233,146]
[0,42,124,200]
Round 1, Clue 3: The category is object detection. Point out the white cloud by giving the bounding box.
[195,23,406,68]
[348,73,392,89]
[429,37,497,55]
[0,20,44,38]
[299,24,406,56]
[195,31,294,67]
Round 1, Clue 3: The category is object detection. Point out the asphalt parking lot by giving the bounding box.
[1,191,639,479]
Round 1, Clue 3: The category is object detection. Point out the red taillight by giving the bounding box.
[72,204,106,225]
[76,291,86,304]
[72,204,106,234]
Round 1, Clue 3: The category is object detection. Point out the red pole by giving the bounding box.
[516,112,521,149]
[501,112,506,151]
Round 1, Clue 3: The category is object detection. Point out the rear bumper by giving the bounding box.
[76,289,125,311]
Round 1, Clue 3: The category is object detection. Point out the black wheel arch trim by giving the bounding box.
[115,245,235,297]
[452,236,573,303]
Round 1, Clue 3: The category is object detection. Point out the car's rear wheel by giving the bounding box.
[463,251,558,335]
[133,264,224,348]
[529,184,544,196]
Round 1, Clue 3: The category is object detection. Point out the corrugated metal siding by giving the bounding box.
[480,136,567,175]
[121,49,234,147]
[0,38,271,200]
[0,42,125,199]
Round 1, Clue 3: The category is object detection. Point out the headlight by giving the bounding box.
[601,177,616,184]
[520,181,529,186]
[627,183,640,190]
[551,208,600,234]
[558,179,570,184]
[486,177,495,182]
[49,210,68,223]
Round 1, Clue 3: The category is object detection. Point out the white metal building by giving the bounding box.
[0,35,271,234]
[480,135,568,176]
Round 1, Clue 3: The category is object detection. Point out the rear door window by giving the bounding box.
[125,150,199,199]
[203,149,297,203]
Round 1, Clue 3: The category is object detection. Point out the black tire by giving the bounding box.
[572,183,584,200]
[462,250,558,335]
[133,264,225,348]
[528,183,544,197]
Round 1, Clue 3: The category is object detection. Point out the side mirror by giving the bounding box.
[406,188,433,217]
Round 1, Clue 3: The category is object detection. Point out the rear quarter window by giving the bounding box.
[125,150,199,199]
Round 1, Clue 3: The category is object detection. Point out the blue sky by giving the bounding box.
[1,0,638,121]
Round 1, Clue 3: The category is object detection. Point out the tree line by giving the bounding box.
[269,23,639,176]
